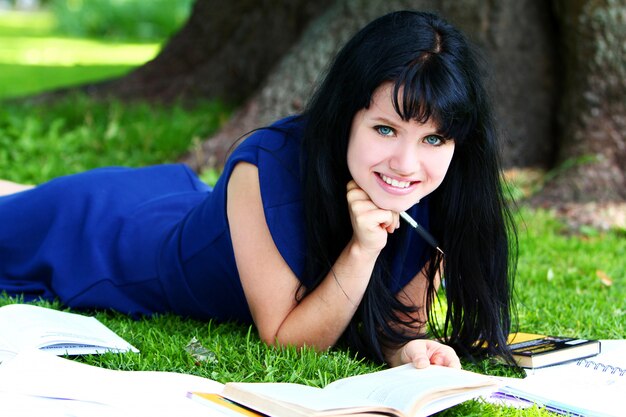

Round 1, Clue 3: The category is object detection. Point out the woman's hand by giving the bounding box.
[346,180,399,255]
[391,339,462,369]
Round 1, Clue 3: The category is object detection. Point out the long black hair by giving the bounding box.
[298,10,517,363]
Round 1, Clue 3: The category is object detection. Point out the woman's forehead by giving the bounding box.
[365,82,443,130]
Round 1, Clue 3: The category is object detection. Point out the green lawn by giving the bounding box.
[0,10,158,99]
[0,95,230,184]
[0,10,229,183]
[1,10,624,417]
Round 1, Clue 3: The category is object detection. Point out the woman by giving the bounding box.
[0,11,516,368]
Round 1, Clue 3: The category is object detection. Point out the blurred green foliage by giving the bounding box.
[50,0,194,42]
[0,9,164,99]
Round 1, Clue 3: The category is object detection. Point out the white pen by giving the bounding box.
[399,211,444,255]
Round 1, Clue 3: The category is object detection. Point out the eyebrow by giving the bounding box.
[367,115,403,128]
[367,115,443,136]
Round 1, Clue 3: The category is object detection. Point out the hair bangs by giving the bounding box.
[391,56,477,143]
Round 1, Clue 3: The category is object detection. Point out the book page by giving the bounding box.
[0,304,138,356]
[0,349,225,417]
[503,372,624,416]
[190,393,268,417]
[224,382,384,412]
[325,364,499,416]
[225,364,499,417]
[0,391,120,417]
[501,341,626,416]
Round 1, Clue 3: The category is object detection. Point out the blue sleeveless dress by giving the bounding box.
[0,117,431,323]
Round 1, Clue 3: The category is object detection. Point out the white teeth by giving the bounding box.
[380,174,411,188]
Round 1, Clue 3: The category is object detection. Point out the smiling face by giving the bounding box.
[347,83,456,212]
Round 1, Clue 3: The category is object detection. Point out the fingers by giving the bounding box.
[346,180,370,206]
[402,340,431,369]
[346,180,359,192]
[346,181,399,232]
[413,355,431,369]
[401,340,462,369]
[386,211,400,233]
[347,189,395,254]
[430,346,462,369]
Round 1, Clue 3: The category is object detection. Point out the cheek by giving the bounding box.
[427,149,455,182]
[346,142,360,179]
[347,136,380,178]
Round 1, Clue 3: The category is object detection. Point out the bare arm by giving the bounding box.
[0,180,33,196]
[227,162,395,350]
[228,162,459,369]
[382,265,461,368]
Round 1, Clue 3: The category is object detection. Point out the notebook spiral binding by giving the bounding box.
[576,358,626,376]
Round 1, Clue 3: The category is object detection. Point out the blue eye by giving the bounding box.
[424,135,444,146]
[375,125,394,137]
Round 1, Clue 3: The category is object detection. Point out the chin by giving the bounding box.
[370,197,417,213]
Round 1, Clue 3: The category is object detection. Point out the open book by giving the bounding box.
[0,349,500,417]
[0,303,138,362]
[0,349,223,417]
[192,364,502,417]
[494,340,626,416]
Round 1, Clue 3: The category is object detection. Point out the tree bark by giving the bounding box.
[535,0,626,203]
[180,0,559,171]
[182,0,439,169]
[74,0,334,103]
[439,0,559,168]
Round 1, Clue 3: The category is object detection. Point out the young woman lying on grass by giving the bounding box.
[0,11,516,368]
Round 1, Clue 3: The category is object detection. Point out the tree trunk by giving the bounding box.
[182,0,438,169]
[535,0,626,203]
[180,0,559,171]
[439,0,559,168]
[28,0,626,211]
[70,0,334,103]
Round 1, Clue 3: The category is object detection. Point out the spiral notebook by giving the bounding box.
[496,340,626,416]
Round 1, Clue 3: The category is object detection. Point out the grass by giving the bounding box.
[0,10,231,185]
[1,10,625,417]
[0,95,230,184]
[5,202,623,416]
[2,102,623,417]
[513,209,625,339]
[0,10,159,99]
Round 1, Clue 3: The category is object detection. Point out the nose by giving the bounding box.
[389,141,420,175]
